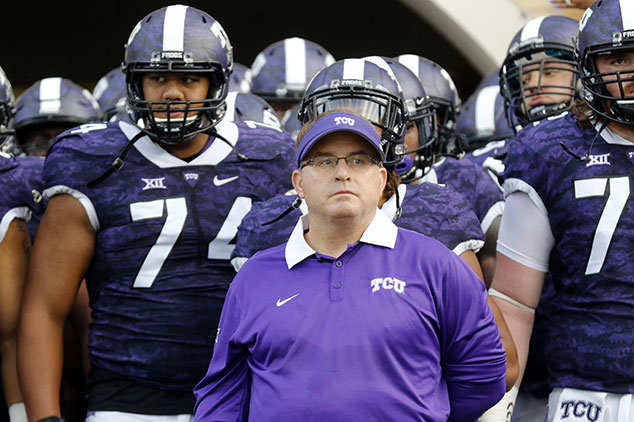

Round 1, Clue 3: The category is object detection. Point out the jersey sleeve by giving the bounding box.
[470,162,505,234]
[233,122,296,199]
[42,130,107,231]
[0,158,37,243]
[231,194,303,271]
[398,184,485,255]
[439,255,507,421]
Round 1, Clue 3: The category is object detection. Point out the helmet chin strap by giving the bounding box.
[559,118,610,161]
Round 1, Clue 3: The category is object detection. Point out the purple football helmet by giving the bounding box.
[456,72,513,151]
[578,0,634,124]
[93,67,127,122]
[396,55,461,149]
[14,77,101,155]
[0,66,17,155]
[281,103,302,141]
[299,57,407,166]
[250,37,335,104]
[123,4,233,144]
[500,15,579,129]
[224,92,281,129]
[376,57,437,181]
[227,62,252,94]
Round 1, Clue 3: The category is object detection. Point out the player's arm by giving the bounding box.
[0,219,30,419]
[459,250,518,391]
[18,194,95,420]
[478,215,501,288]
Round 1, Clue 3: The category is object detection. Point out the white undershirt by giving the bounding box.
[496,190,554,272]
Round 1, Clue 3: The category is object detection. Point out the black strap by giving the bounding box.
[87,131,146,187]
[261,197,303,226]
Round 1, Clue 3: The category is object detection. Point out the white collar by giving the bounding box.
[284,208,398,269]
[118,119,239,167]
[594,122,634,146]
[380,184,407,221]
[419,167,438,184]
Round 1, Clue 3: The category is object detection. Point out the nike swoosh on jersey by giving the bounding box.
[213,175,239,186]
[276,293,300,307]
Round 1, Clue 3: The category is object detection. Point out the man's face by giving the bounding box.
[268,100,298,121]
[404,121,419,158]
[594,51,634,99]
[292,132,387,221]
[141,72,210,122]
[519,58,576,115]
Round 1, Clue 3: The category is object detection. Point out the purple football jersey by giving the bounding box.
[0,154,44,243]
[430,157,504,232]
[504,112,634,393]
[231,182,485,265]
[42,119,295,391]
[16,156,45,239]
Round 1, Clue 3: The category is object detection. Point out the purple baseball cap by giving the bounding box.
[296,111,385,167]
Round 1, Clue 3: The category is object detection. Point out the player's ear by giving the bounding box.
[291,169,305,198]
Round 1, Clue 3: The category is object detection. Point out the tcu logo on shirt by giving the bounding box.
[334,116,355,126]
[370,277,406,294]
[559,400,602,421]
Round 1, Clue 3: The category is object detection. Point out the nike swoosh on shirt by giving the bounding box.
[276,294,300,307]
[213,175,239,186]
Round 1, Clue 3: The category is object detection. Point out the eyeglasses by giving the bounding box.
[300,153,381,172]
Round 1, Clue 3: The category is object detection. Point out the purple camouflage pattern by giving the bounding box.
[0,154,44,242]
[504,112,634,392]
[231,181,484,263]
[42,119,295,391]
[431,157,504,228]
[15,156,45,239]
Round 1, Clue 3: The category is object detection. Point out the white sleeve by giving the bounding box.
[0,207,31,245]
[496,191,555,272]
[43,185,100,231]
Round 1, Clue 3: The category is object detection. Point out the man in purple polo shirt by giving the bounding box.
[194,111,507,422]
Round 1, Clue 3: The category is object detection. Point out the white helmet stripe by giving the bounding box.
[621,0,634,31]
[520,16,546,42]
[475,86,499,132]
[397,54,420,79]
[39,77,62,115]
[342,58,366,80]
[163,5,188,52]
[285,38,307,86]
[225,92,238,121]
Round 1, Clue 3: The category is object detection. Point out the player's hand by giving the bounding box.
[549,0,594,9]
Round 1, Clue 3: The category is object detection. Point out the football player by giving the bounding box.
[18,5,295,422]
[93,67,127,122]
[492,1,634,421]
[493,15,581,422]
[250,37,335,121]
[0,65,40,422]
[226,62,252,94]
[14,77,101,156]
[395,54,505,286]
[499,15,579,131]
[223,91,281,129]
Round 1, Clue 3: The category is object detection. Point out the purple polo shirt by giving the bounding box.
[194,210,506,422]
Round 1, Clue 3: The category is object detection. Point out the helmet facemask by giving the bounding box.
[126,64,228,144]
[502,48,579,128]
